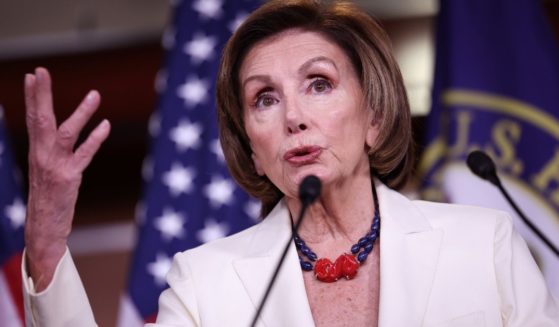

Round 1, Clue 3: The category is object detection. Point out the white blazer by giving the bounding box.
[23,183,559,326]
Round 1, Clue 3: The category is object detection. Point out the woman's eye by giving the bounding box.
[254,93,278,108]
[310,78,332,93]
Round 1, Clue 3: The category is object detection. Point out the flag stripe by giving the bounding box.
[0,271,22,327]
[2,253,24,323]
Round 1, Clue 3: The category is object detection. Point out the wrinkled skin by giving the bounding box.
[24,67,111,291]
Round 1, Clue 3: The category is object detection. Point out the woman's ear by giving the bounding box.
[251,152,265,176]
[366,110,381,149]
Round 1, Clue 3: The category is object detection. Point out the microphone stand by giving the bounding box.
[249,201,311,327]
[493,176,559,257]
[467,150,559,257]
[250,175,320,327]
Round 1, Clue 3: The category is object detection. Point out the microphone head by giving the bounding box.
[466,150,500,186]
[299,175,321,205]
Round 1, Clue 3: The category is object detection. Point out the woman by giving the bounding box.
[22,0,558,326]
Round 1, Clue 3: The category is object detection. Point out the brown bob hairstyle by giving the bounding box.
[216,0,414,217]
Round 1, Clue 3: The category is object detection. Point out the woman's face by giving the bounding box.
[240,29,379,198]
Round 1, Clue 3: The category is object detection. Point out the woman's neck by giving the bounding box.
[286,173,375,243]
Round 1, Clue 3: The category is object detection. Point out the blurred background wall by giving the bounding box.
[1,0,558,325]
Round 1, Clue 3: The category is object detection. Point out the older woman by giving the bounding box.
[22,0,558,326]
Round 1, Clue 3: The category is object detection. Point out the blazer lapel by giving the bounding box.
[376,183,443,327]
[233,200,315,327]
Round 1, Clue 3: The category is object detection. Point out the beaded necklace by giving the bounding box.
[293,186,380,283]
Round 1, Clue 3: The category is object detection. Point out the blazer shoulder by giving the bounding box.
[411,199,513,234]
[171,199,290,273]
[174,222,261,267]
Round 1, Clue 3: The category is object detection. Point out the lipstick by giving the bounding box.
[284,146,322,165]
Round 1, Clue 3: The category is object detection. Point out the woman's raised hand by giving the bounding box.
[24,67,111,291]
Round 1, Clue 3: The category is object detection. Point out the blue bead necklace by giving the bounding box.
[293,186,381,282]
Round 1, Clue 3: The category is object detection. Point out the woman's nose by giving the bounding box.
[285,99,308,134]
[287,123,308,134]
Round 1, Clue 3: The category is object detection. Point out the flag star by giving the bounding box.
[192,0,223,19]
[177,77,209,108]
[196,218,229,243]
[169,120,203,152]
[244,200,262,222]
[161,26,176,50]
[210,139,225,163]
[147,253,172,286]
[154,208,186,241]
[5,198,26,229]
[228,12,249,32]
[203,176,235,207]
[184,34,217,64]
[162,163,196,196]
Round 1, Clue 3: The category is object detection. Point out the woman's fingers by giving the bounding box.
[54,90,101,153]
[24,66,111,178]
[25,67,107,170]
[73,119,111,172]
[34,68,55,125]
[25,68,57,150]
[24,74,36,119]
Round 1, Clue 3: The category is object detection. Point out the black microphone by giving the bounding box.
[466,150,500,187]
[298,175,321,207]
[466,150,558,257]
[250,175,321,327]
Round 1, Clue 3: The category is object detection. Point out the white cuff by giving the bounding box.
[21,247,97,327]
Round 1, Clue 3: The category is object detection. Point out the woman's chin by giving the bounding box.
[274,167,333,199]
[291,168,330,187]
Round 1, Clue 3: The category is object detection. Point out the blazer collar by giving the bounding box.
[232,200,315,327]
[376,181,443,327]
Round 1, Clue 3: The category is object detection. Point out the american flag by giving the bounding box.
[118,0,262,324]
[0,104,26,327]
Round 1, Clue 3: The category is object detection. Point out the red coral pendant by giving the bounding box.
[314,254,359,282]
[314,258,340,282]
[335,253,359,280]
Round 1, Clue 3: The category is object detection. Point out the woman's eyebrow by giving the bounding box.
[241,56,337,88]
[242,74,272,90]
[298,56,338,75]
